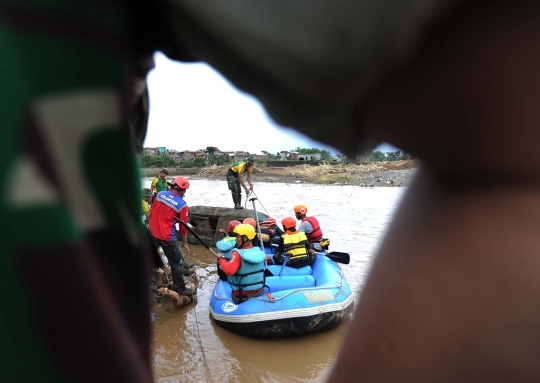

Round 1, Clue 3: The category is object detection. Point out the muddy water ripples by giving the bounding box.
[142,178,406,383]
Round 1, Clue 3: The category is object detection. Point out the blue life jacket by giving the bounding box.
[216,237,236,275]
[228,247,266,293]
[216,237,236,259]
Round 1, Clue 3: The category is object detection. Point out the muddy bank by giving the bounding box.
[193,160,419,187]
[142,160,419,187]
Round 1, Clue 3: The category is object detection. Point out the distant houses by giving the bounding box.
[143,147,270,163]
[144,146,333,163]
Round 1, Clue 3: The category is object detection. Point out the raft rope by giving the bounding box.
[245,190,271,217]
[183,249,214,383]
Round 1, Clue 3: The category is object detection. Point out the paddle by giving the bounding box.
[316,251,350,264]
[178,220,219,259]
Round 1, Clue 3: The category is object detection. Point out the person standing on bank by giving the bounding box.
[217,224,266,303]
[141,188,152,226]
[226,157,254,209]
[294,205,323,244]
[151,168,169,202]
[148,176,195,297]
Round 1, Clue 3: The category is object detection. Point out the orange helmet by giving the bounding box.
[168,176,190,190]
[227,220,241,233]
[293,205,307,214]
[281,217,296,230]
[243,218,257,228]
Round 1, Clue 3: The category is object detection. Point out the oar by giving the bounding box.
[178,220,219,259]
[316,251,350,264]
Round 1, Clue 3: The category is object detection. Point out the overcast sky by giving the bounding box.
[145,52,397,156]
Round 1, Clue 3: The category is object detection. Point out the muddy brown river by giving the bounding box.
[142,178,406,382]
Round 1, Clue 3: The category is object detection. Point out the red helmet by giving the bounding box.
[267,217,276,224]
[169,176,190,190]
[243,218,257,228]
[281,217,296,230]
[294,205,308,214]
[227,220,241,233]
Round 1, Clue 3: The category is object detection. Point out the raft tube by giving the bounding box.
[209,253,354,338]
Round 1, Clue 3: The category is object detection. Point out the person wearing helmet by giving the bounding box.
[151,168,170,200]
[272,217,315,268]
[148,176,195,297]
[215,220,242,281]
[242,217,264,248]
[294,205,323,244]
[217,224,266,303]
[141,188,152,225]
[218,219,242,239]
[226,156,255,209]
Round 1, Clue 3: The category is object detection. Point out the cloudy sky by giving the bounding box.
[145,52,396,156]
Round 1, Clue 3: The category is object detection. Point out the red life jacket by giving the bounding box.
[304,216,323,242]
[259,220,278,238]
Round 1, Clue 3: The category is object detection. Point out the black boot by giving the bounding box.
[233,192,243,209]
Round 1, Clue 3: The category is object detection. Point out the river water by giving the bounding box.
[142,178,407,383]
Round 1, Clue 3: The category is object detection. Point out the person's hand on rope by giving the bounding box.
[249,183,254,192]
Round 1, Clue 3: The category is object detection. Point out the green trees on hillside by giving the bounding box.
[140,152,176,168]
[292,147,333,161]
[140,146,412,168]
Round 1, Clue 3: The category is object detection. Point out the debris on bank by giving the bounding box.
[151,250,198,308]
[192,160,419,187]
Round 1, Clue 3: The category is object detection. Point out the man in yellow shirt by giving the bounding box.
[225,157,254,209]
[142,188,152,225]
[151,168,169,198]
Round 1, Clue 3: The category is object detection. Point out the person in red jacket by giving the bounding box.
[294,205,323,244]
[148,176,195,297]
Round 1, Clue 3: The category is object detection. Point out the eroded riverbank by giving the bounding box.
[143,160,419,187]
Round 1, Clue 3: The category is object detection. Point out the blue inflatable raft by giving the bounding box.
[209,251,354,338]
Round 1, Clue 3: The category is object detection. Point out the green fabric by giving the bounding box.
[0,1,140,381]
[153,177,168,193]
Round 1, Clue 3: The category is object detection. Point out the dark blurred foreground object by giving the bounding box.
[2,0,540,382]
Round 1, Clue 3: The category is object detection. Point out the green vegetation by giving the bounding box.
[140,147,412,169]
[140,152,175,168]
[313,174,353,184]
[261,150,281,160]
[356,150,412,162]
[292,147,333,161]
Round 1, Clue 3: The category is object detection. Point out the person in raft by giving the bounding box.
[148,176,195,297]
[242,217,262,248]
[226,156,254,209]
[216,220,241,281]
[294,205,323,244]
[272,217,316,269]
[217,224,266,304]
